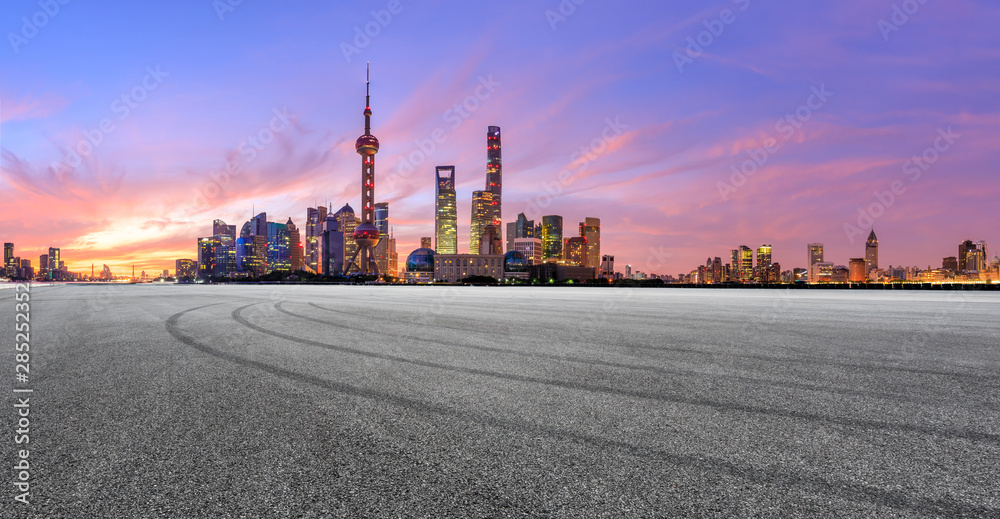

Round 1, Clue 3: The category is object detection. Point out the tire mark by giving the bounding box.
[165,302,999,518]
[233,303,1000,446]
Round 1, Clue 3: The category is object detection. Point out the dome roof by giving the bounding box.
[406,247,436,273]
[356,134,380,154]
[334,203,354,216]
[504,250,528,272]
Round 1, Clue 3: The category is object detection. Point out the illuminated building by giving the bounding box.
[738,245,753,282]
[865,230,878,278]
[813,261,834,283]
[470,190,494,254]
[503,250,529,281]
[197,237,217,279]
[433,253,504,283]
[305,206,327,273]
[333,204,359,265]
[486,126,502,241]
[48,247,62,280]
[541,215,563,261]
[287,218,302,271]
[3,243,13,277]
[478,224,503,255]
[404,247,435,283]
[513,238,542,265]
[39,254,48,278]
[711,257,724,284]
[321,215,345,276]
[237,212,268,276]
[373,202,392,275]
[579,217,600,269]
[755,244,772,282]
[849,258,866,282]
[808,243,824,282]
[729,249,739,282]
[943,256,958,271]
[266,220,291,272]
[959,240,988,272]
[420,237,432,249]
[213,219,237,277]
[175,259,197,279]
[435,166,457,254]
[345,64,381,275]
[564,236,589,266]
[507,213,535,253]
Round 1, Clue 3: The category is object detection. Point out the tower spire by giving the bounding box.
[364,62,372,136]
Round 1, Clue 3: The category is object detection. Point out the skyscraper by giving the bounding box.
[3,243,13,277]
[865,229,878,278]
[305,206,327,273]
[579,217,600,269]
[286,218,302,271]
[197,237,217,279]
[564,236,589,266]
[213,219,237,277]
[470,190,494,253]
[374,202,389,235]
[48,247,61,280]
[435,165,457,254]
[808,243,824,281]
[374,202,390,275]
[738,245,753,282]
[345,64,381,275]
[334,204,359,264]
[486,126,502,243]
[541,215,563,261]
[756,244,772,281]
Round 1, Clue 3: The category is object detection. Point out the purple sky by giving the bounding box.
[2,0,998,275]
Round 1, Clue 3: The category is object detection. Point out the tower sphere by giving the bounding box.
[355,134,379,154]
[353,222,380,248]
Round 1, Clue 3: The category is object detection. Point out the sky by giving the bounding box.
[2,0,999,277]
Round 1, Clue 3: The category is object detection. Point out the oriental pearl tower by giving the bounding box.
[345,63,381,276]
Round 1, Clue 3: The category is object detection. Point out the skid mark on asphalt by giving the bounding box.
[164,302,999,517]
[228,302,1000,447]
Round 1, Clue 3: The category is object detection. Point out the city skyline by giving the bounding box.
[2,2,999,274]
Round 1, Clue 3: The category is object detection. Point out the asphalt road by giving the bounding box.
[1,284,998,517]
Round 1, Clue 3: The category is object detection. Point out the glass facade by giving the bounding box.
[541,215,563,261]
[435,166,457,254]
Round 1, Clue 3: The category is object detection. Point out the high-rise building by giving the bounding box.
[564,236,589,267]
[865,229,878,278]
[507,213,535,253]
[345,64,382,275]
[48,247,61,280]
[213,219,237,277]
[470,190,494,253]
[3,243,13,277]
[738,245,753,282]
[541,215,563,261]
[321,215,346,276]
[197,237,217,279]
[486,125,502,244]
[942,256,959,271]
[333,204,359,265]
[711,257,724,284]
[305,206,328,273]
[579,218,600,269]
[479,225,503,255]
[808,243,824,281]
[729,249,740,282]
[286,218,302,271]
[435,166,457,254]
[39,254,48,277]
[374,202,391,275]
[420,237,433,249]
[755,244,772,281]
[959,240,988,272]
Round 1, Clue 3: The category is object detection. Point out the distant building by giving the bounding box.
[564,236,589,267]
[286,218,302,271]
[176,259,198,279]
[738,245,753,282]
[48,247,61,280]
[601,255,615,279]
[321,215,345,276]
[404,247,435,283]
[865,229,878,278]
[513,238,542,265]
[942,256,958,271]
[197,237,217,279]
[485,126,502,244]
[305,206,328,273]
[808,243,824,282]
[849,258,867,282]
[435,166,458,255]
[433,253,504,283]
[420,237,433,249]
[756,244,772,282]
[3,243,13,277]
[959,240,987,272]
[813,261,834,283]
[213,219,237,277]
[541,215,563,261]
[579,217,600,268]
[530,263,597,283]
[470,190,494,254]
